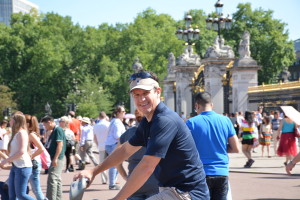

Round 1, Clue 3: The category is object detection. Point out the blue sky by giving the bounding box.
[30,0,299,41]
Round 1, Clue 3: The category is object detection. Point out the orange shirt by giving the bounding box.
[69,118,81,141]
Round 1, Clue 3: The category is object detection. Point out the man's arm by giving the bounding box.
[52,141,63,167]
[115,142,128,181]
[227,135,239,153]
[113,155,161,200]
[74,141,141,186]
[93,134,98,147]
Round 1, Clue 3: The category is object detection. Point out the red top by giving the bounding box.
[69,118,81,141]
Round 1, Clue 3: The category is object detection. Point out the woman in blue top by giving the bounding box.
[277,114,298,165]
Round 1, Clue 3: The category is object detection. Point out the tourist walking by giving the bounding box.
[79,117,99,167]
[68,111,82,168]
[25,114,48,200]
[277,115,298,165]
[42,116,66,200]
[239,111,256,168]
[93,111,110,184]
[59,116,75,172]
[105,106,126,190]
[117,109,159,199]
[74,70,210,200]
[259,116,272,157]
[186,92,239,200]
[0,112,35,200]
[271,111,281,156]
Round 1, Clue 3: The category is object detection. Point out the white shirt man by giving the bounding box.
[93,112,110,184]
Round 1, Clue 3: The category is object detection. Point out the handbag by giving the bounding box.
[294,127,300,138]
[40,149,51,169]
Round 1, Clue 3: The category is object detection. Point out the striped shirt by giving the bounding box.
[241,120,255,139]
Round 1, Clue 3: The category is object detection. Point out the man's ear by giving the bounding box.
[156,87,162,96]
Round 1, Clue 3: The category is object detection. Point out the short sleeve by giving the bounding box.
[145,117,177,158]
[129,120,146,147]
[56,128,65,141]
[226,118,236,138]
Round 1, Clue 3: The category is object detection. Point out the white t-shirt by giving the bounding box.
[94,120,110,151]
[10,129,32,168]
[0,128,9,150]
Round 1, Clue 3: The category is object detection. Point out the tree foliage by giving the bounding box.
[222,3,295,83]
[0,6,295,117]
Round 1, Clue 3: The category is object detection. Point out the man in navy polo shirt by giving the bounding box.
[186,92,239,200]
[74,70,209,200]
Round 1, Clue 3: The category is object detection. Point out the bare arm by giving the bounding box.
[113,155,161,200]
[29,132,45,159]
[74,141,141,186]
[93,134,98,147]
[227,135,239,153]
[115,142,128,181]
[0,151,8,159]
[51,141,63,167]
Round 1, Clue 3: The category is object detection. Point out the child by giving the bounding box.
[259,116,272,157]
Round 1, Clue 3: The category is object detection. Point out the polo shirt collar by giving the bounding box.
[150,102,166,122]
[200,110,216,116]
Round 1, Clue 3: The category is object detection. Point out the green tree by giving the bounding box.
[223,3,295,83]
[65,75,112,118]
[0,85,17,119]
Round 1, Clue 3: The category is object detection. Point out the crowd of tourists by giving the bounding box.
[0,70,299,200]
[224,108,300,169]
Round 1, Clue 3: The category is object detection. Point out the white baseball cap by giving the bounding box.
[130,78,159,92]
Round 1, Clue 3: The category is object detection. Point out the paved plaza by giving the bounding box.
[0,142,299,199]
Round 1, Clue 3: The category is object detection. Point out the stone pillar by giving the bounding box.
[175,66,198,116]
[163,80,176,111]
[202,58,233,114]
[164,47,200,117]
[232,31,261,113]
[232,58,261,112]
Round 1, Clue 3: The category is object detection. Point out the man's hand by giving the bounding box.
[73,169,95,188]
[51,159,58,167]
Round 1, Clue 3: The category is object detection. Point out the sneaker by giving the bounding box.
[248,159,255,167]
[65,169,69,173]
[109,185,120,190]
[244,161,250,168]
[76,162,85,170]
[68,166,75,172]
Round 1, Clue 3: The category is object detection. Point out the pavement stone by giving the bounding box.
[229,142,300,175]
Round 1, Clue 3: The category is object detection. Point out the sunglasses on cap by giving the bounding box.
[129,72,153,81]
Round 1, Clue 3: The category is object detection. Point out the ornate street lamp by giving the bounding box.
[176,12,200,45]
[206,0,232,37]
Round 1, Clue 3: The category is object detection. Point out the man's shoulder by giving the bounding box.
[55,126,64,132]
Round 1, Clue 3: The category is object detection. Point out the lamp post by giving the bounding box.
[206,0,232,39]
[176,12,200,46]
[206,0,233,114]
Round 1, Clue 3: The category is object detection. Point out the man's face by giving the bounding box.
[274,113,279,119]
[132,88,161,118]
[43,121,53,131]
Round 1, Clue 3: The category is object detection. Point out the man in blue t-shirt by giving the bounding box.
[186,92,239,200]
[74,71,209,200]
